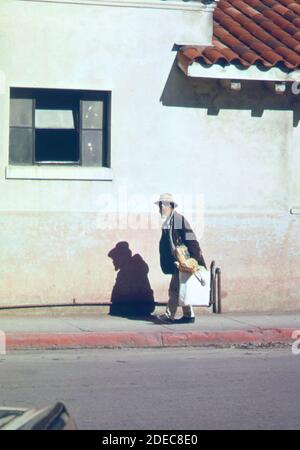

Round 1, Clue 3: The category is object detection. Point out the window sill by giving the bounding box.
[5,165,113,181]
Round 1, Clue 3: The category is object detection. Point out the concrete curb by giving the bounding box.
[5,328,296,350]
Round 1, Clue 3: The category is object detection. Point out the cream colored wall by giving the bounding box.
[291,112,300,207]
[0,0,299,310]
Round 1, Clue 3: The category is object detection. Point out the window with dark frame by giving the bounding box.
[9,88,111,167]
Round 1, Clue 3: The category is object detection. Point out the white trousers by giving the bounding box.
[165,271,194,319]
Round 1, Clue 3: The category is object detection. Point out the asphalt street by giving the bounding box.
[0,347,299,430]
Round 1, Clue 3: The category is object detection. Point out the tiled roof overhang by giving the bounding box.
[178,0,300,78]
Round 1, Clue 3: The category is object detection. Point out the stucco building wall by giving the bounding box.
[0,0,299,310]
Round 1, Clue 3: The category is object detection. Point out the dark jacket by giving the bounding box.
[159,210,207,275]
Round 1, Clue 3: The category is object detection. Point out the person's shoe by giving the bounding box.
[176,316,196,324]
[156,314,176,324]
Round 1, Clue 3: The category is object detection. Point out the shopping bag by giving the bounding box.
[178,268,210,306]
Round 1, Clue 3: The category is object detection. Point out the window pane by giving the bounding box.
[9,127,33,164]
[35,109,75,129]
[10,99,33,127]
[81,130,103,166]
[35,129,79,162]
[82,101,103,129]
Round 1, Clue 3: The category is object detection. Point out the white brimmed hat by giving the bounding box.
[154,193,178,208]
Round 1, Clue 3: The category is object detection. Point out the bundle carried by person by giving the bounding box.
[174,245,206,281]
[173,244,210,306]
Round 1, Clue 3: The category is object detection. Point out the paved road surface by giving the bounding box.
[0,347,299,430]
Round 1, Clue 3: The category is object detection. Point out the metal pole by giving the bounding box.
[212,261,217,313]
[210,261,216,311]
[216,267,221,314]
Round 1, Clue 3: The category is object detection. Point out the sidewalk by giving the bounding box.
[0,305,299,350]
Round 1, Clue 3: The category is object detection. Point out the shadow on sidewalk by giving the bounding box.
[107,241,157,321]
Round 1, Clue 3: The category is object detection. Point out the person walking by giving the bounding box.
[155,193,207,324]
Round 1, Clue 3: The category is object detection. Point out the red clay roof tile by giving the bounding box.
[179,0,300,71]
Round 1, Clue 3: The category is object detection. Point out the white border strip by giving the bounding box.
[0,331,6,355]
[18,0,211,11]
[179,59,300,82]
